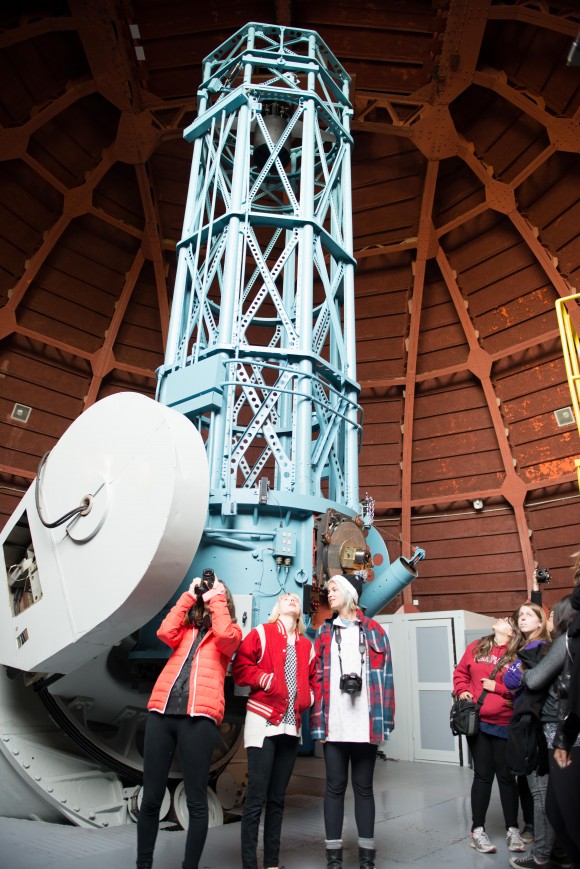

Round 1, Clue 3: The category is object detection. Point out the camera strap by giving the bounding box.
[333,622,366,679]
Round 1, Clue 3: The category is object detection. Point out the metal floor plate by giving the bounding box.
[0,757,529,868]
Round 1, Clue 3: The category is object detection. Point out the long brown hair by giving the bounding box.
[183,581,237,627]
[517,601,550,642]
[474,621,524,668]
[571,550,580,586]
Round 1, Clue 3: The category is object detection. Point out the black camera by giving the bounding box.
[196,568,215,597]
[339,672,363,695]
[536,567,551,584]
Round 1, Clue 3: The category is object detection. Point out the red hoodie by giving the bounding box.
[453,640,515,727]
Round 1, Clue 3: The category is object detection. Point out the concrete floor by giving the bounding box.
[0,756,528,868]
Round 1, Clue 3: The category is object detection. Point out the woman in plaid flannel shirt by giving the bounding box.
[310,574,394,869]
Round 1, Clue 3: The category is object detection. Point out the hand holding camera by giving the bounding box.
[189,569,219,599]
[535,567,551,584]
[197,568,216,596]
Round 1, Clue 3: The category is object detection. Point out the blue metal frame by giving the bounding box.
[155,23,418,630]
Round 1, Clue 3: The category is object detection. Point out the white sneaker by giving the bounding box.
[506,827,526,852]
[470,827,497,853]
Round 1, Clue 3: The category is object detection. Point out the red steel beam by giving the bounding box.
[488,3,580,37]
[400,159,439,604]
[84,247,146,408]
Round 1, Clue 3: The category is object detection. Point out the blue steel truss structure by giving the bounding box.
[156,23,420,630]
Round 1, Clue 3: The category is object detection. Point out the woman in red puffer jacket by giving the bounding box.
[137,574,241,869]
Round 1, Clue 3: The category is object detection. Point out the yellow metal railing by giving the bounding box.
[555,293,580,487]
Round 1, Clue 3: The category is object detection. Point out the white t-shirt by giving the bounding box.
[327,616,370,743]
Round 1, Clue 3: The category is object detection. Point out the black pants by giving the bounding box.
[467,730,519,831]
[137,713,217,869]
[546,746,580,867]
[517,774,534,827]
[323,741,378,841]
[241,734,299,869]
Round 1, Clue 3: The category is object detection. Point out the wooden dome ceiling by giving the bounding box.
[1,0,579,616]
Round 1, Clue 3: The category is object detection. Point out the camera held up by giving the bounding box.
[536,567,551,584]
[196,568,215,597]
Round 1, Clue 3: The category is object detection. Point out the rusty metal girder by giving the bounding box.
[473,68,580,154]
[488,2,580,37]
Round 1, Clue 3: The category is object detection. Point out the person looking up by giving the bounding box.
[232,592,316,869]
[136,574,241,869]
[453,616,525,855]
[311,574,394,869]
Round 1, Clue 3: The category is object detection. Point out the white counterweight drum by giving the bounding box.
[0,393,211,826]
[0,391,209,674]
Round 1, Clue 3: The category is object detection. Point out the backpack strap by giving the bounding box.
[475,689,488,708]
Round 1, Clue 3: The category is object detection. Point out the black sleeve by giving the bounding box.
[531,589,542,606]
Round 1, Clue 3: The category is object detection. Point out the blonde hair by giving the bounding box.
[518,602,550,641]
[269,592,306,635]
[326,576,358,616]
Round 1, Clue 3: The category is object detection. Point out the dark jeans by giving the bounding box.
[517,774,534,827]
[546,746,580,866]
[467,730,519,831]
[323,741,378,841]
[137,713,217,869]
[241,734,299,869]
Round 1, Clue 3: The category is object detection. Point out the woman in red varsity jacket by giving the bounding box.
[232,592,316,869]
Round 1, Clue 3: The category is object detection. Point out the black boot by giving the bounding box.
[326,847,343,868]
[359,846,376,869]
[136,863,152,869]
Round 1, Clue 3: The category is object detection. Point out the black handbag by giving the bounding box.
[450,691,488,737]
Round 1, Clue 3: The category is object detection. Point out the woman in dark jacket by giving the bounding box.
[545,584,580,869]
[505,595,576,869]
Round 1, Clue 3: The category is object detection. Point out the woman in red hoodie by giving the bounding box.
[453,616,525,856]
[137,574,241,869]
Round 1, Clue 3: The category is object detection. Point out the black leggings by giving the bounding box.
[546,746,580,867]
[137,713,217,869]
[323,741,378,840]
[467,730,519,831]
[241,734,299,869]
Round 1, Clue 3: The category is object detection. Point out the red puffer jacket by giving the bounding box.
[148,588,242,723]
